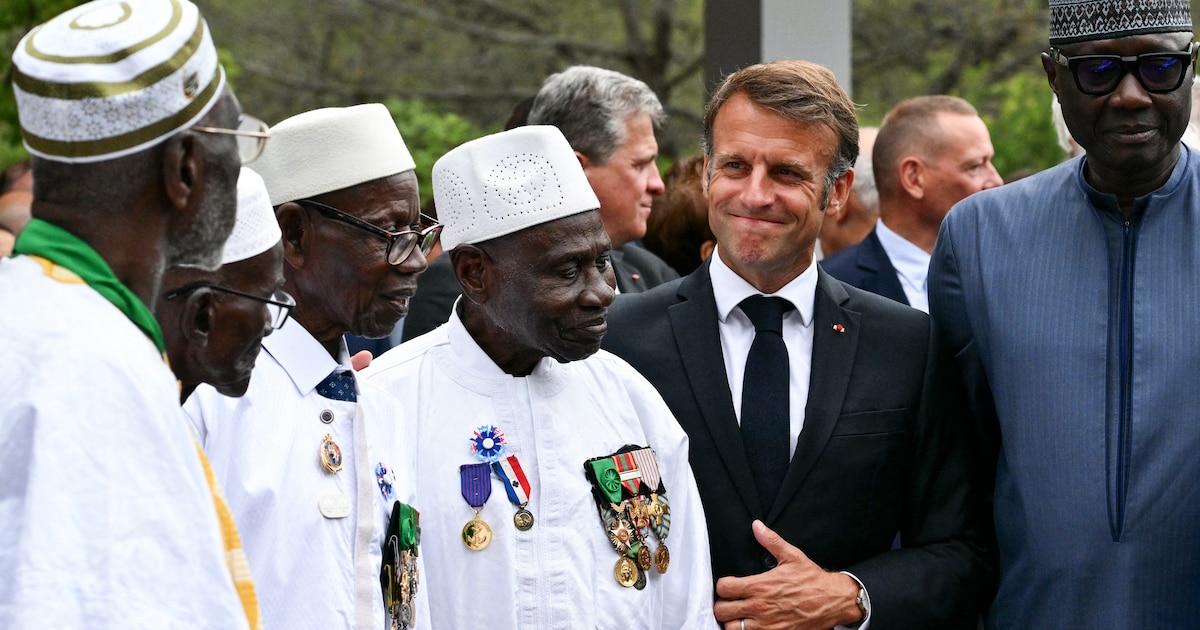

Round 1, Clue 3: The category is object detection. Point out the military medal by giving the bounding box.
[320,433,343,473]
[613,556,639,587]
[381,501,421,630]
[492,454,535,531]
[460,463,493,551]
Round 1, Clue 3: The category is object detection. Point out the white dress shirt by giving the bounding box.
[185,319,428,630]
[874,219,931,313]
[710,249,816,459]
[361,309,718,629]
[0,255,250,629]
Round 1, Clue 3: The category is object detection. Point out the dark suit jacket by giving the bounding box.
[602,261,990,629]
[401,243,679,342]
[819,228,909,306]
[610,243,679,293]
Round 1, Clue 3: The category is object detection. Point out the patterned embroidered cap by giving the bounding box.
[221,167,281,265]
[251,103,416,207]
[433,125,600,250]
[1050,0,1192,45]
[11,0,225,163]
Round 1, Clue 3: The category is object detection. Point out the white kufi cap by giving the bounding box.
[221,167,282,265]
[12,0,225,163]
[252,103,416,206]
[434,125,599,249]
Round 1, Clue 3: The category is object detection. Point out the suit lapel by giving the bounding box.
[767,268,860,521]
[669,262,764,516]
[857,230,908,305]
[611,246,646,293]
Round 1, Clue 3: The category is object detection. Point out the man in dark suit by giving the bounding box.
[820,96,1001,312]
[603,60,990,629]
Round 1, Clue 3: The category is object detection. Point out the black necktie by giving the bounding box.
[739,295,794,512]
[316,369,357,402]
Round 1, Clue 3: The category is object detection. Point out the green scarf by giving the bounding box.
[14,218,165,353]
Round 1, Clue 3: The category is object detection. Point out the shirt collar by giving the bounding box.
[447,303,513,378]
[709,246,817,326]
[445,297,569,395]
[262,319,352,395]
[875,219,931,289]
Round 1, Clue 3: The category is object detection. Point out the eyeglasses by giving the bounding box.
[1046,43,1200,96]
[194,114,271,163]
[164,283,295,331]
[296,199,442,266]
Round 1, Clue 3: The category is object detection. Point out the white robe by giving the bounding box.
[185,317,429,630]
[0,255,249,629]
[362,311,717,629]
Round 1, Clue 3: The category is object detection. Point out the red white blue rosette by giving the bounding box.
[469,425,507,463]
[376,462,396,501]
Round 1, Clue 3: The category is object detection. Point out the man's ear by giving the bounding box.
[1041,52,1062,97]
[575,150,592,171]
[182,287,216,347]
[451,245,490,305]
[161,132,205,212]
[898,156,925,200]
[275,202,308,270]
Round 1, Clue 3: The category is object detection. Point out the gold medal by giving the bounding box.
[636,544,653,571]
[654,543,670,574]
[614,556,639,587]
[462,512,492,551]
[320,434,343,473]
[513,506,534,531]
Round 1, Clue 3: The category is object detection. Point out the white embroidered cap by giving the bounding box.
[12,0,225,163]
[251,103,416,206]
[221,167,281,265]
[434,125,600,250]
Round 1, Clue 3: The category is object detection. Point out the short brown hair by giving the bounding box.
[703,60,859,197]
[873,95,979,196]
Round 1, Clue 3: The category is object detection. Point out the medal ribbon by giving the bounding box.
[15,218,165,352]
[588,458,623,504]
[631,447,662,494]
[459,463,492,508]
[491,454,531,505]
[612,451,642,496]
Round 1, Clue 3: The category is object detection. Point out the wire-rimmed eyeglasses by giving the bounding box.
[1046,42,1200,96]
[194,114,271,163]
[296,199,442,266]
[164,283,295,332]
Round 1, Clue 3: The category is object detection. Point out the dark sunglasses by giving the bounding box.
[1046,43,1199,96]
[296,199,442,266]
[165,283,295,331]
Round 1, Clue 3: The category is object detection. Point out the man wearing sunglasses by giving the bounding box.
[928,0,1200,627]
[160,168,290,403]
[184,104,435,630]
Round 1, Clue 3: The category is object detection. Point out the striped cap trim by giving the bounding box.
[21,66,224,161]
[14,16,205,100]
[21,0,182,65]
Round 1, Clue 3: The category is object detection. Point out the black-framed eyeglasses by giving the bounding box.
[1046,43,1200,96]
[296,199,442,266]
[194,114,271,163]
[164,283,295,331]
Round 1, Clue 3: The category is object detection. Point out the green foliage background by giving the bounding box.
[3,0,1200,183]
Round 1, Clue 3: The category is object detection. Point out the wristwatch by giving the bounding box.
[852,586,869,627]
